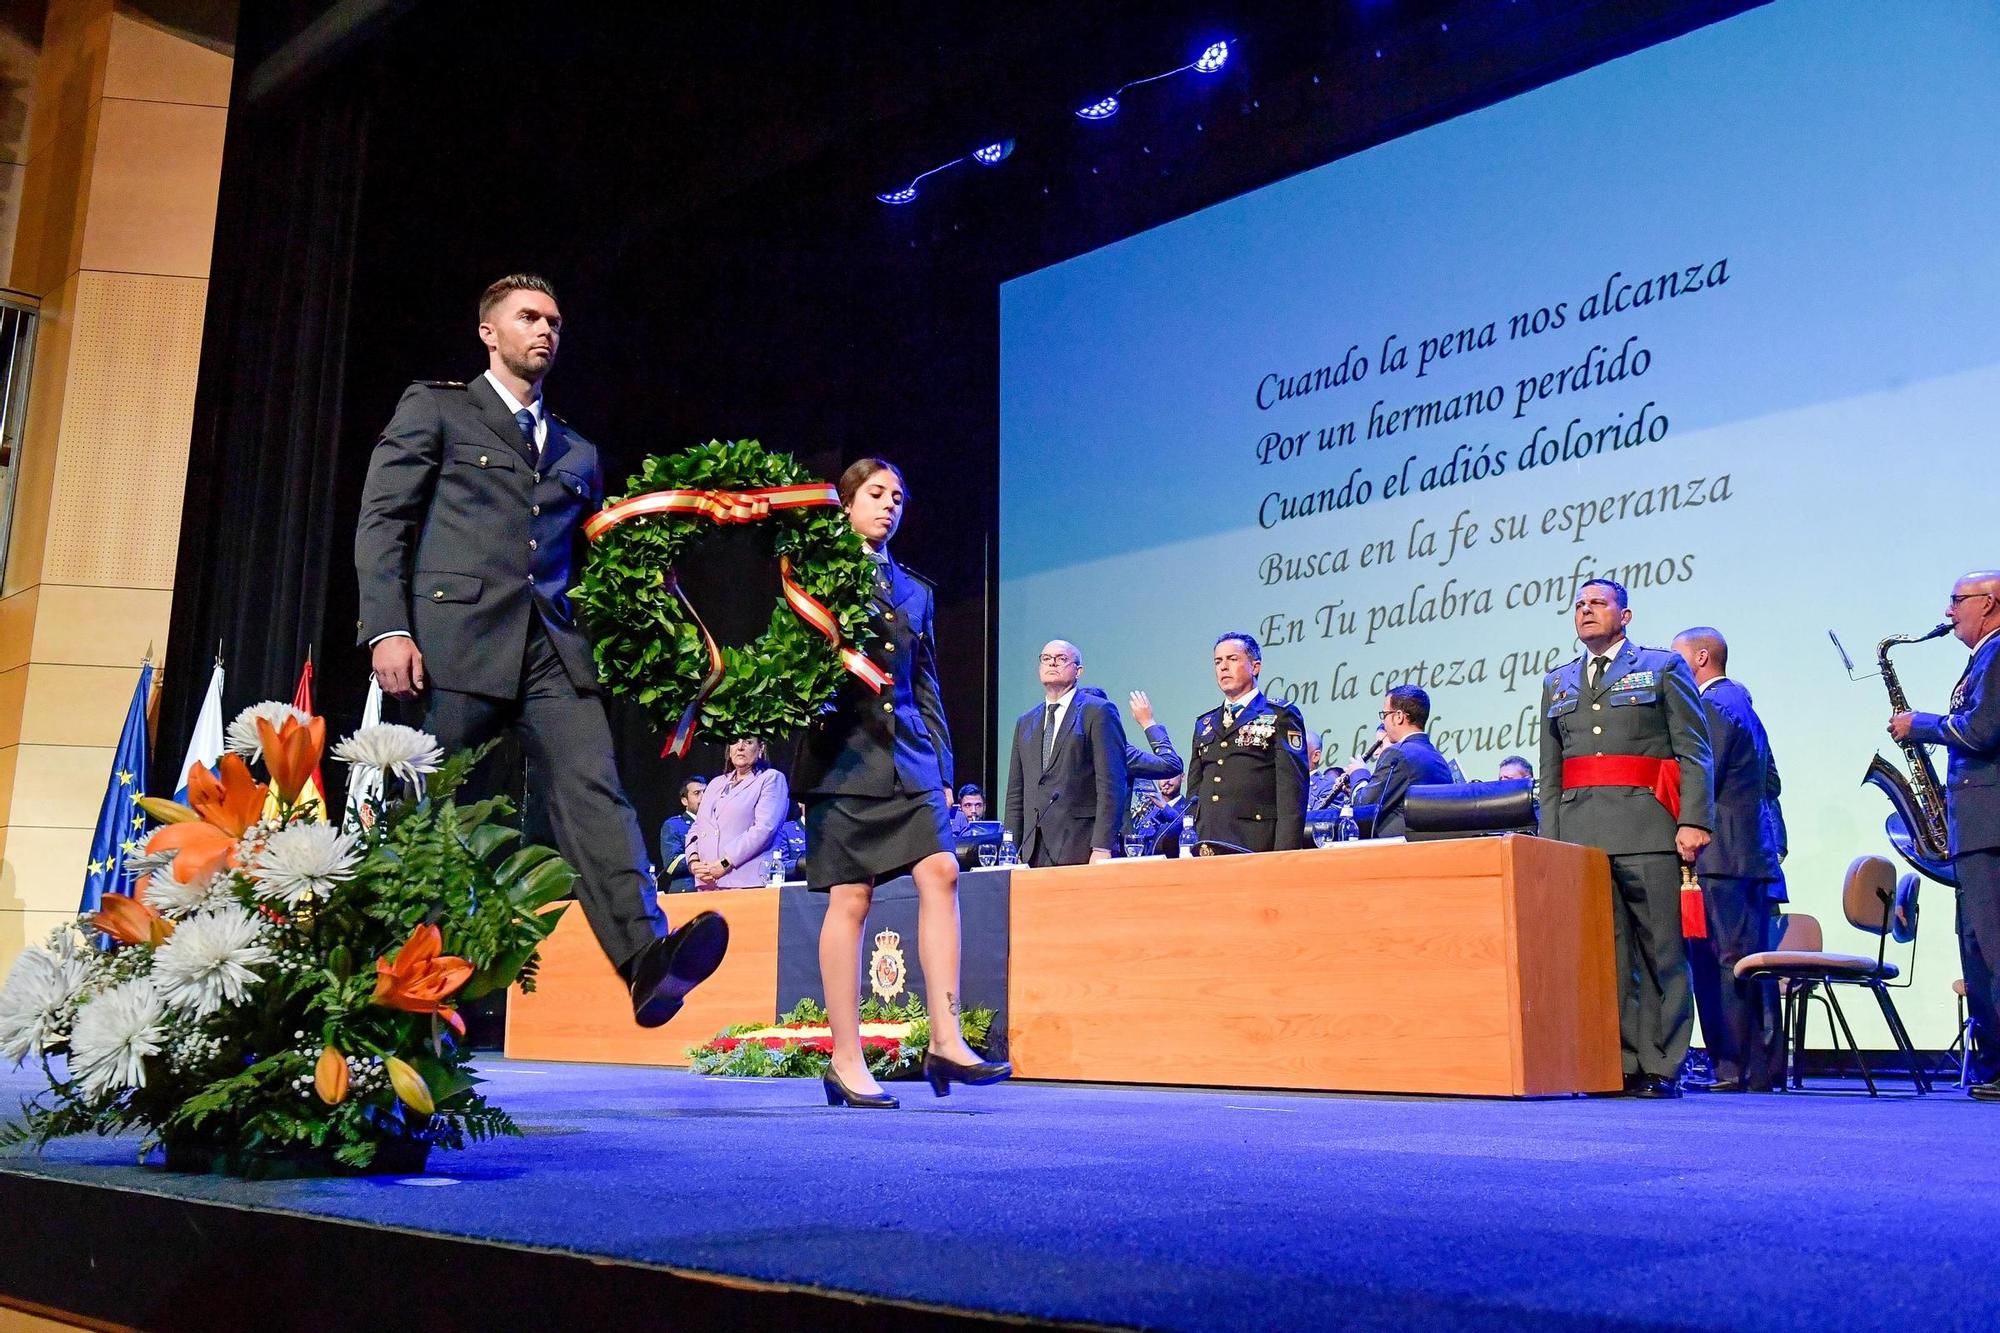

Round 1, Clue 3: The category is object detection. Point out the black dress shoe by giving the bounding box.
[628,912,730,1028]
[922,1051,1013,1097]
[1968,1079,2000,1103]
[1632,1075,1683,1099]
[1621,1071,1645,1093]
[823,1069,898,1109]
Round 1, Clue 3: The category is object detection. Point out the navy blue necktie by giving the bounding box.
[514,407,537,454]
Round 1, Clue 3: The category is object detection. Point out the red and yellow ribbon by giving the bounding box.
[586,483,890,756]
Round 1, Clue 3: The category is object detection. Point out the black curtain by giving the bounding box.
[156,46,370,795]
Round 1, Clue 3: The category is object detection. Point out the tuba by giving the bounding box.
[1864,623,1956,885]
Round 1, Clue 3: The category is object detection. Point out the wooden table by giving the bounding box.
[1006,836,1620,1097]
[506,835,1621,1097]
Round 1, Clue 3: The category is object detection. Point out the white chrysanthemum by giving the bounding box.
[331,724,443,791]
[141,865,225,918]
[122,846,177,884]
[68,978,166,1097]
[225,700,309,762]
[0,945,89,1064]
[150,907,272,1018]
[247,823,361,905]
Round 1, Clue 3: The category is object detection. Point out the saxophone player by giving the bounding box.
[1889,570,2000,1101]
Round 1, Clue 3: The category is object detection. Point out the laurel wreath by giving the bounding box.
[573,439,880,749]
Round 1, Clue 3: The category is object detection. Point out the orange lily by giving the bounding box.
[372,925,473,1014]
[188,754,268,838]
[384,1056,434,1116]
[314,1045,350,1105]
[92,892,173,947]
[145,822,237,885]
[256,715,326,806]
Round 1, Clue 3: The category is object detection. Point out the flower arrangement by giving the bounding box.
[687,996,997,1080]
[0,706,574,1177]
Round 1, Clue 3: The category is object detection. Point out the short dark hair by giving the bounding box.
[1673,626,1728,671]
[1214,631,1262,663]
[479,273,559,322]
[957,784,983,801]
[1498,755,1534,778]
[1579,577,1628,610]
[680,777,707,799]
[1386,684,1430,728]
[837,457,904,507]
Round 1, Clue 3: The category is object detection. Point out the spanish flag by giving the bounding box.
[266,653,328,819]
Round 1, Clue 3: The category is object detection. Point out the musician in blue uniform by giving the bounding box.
[657,777,706,893]
[1673,628,1787,1092]
[1891,570,2000,1100]
[1187,632,1308,852]
[793,459,1010,1108]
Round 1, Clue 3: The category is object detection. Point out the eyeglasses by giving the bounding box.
[1039,655,1075,665]
[1949,592,1996,606]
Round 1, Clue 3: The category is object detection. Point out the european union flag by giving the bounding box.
[81,662,154,915]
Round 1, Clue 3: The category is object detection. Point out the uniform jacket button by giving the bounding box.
[1592,725,1602,735]
[432,590,444,600]
[478,454,489,466]
[882,702,894,713]
[529,538,539,550]
[532,504,541,516]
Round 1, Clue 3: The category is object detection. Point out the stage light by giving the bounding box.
[876,138,1015,205]
[876,186,919,205]
[972,139,1014,166]
[1075,37,1237,128]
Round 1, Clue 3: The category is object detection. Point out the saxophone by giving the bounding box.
[1865,622,1957,885]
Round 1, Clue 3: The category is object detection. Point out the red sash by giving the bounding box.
[1560,754,1682,820]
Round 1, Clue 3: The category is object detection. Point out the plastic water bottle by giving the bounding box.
[1178,815,1197,856]
[1336,803,1359,843]
[999,830,1018,867]
[766,856,785,889]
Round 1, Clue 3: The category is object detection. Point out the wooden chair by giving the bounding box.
[1734,856,1930,1096]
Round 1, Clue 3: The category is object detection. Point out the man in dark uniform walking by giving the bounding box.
[355,273,729,1029]
[1672,627,1786,1091]
[1188,632,1308,852]
[1890,569,2000,1100]
[1539,579,1714,1097]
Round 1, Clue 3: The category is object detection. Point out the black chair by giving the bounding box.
[1735,856,1929,1096]
[1399,779,1537,842]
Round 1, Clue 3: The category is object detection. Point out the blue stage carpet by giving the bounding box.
[3,1059,1994,1331]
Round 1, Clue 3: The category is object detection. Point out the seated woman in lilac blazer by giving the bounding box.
[686,738,790,889]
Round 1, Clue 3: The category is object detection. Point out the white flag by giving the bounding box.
[343,677,385,827]
[171,661,226,801]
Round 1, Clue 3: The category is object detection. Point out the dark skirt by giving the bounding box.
[802,787,955,891]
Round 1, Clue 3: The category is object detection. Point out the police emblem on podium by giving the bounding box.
[869,928,907,1001]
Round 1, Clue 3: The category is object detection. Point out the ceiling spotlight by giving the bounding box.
[1075,37,1237,127]
[875,186,919,206]
[876,138,1016,204]
[972,139,1015,166]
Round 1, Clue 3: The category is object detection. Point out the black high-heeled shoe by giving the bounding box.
[823,1068,899,1109]
[922,1051,1013,1097]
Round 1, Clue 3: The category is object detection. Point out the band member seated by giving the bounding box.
[1188,631,1307,852]
[1539,578,1713,1099]
[1889,569,2000,1101]
[949,784,987,837]
[1497,755,1534,783]
[658,777,706,893]
[1352,685,1455,837]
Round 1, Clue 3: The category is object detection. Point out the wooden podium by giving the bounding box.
[506,835,1621,1097]
[1007,835,1620,1097]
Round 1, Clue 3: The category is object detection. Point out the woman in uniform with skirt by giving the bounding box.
[793,458,1013,1108]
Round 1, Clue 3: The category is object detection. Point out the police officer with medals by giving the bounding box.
[1538,579,1714,1098]
[1188,631,1308,852]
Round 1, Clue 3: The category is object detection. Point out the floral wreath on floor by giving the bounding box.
[688,996,998,1080]
[0,704,576,1178]
[573,438,886,754]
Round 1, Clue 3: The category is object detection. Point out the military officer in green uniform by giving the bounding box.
[1538,579,1714,1098]
[1187,631,1308,852]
